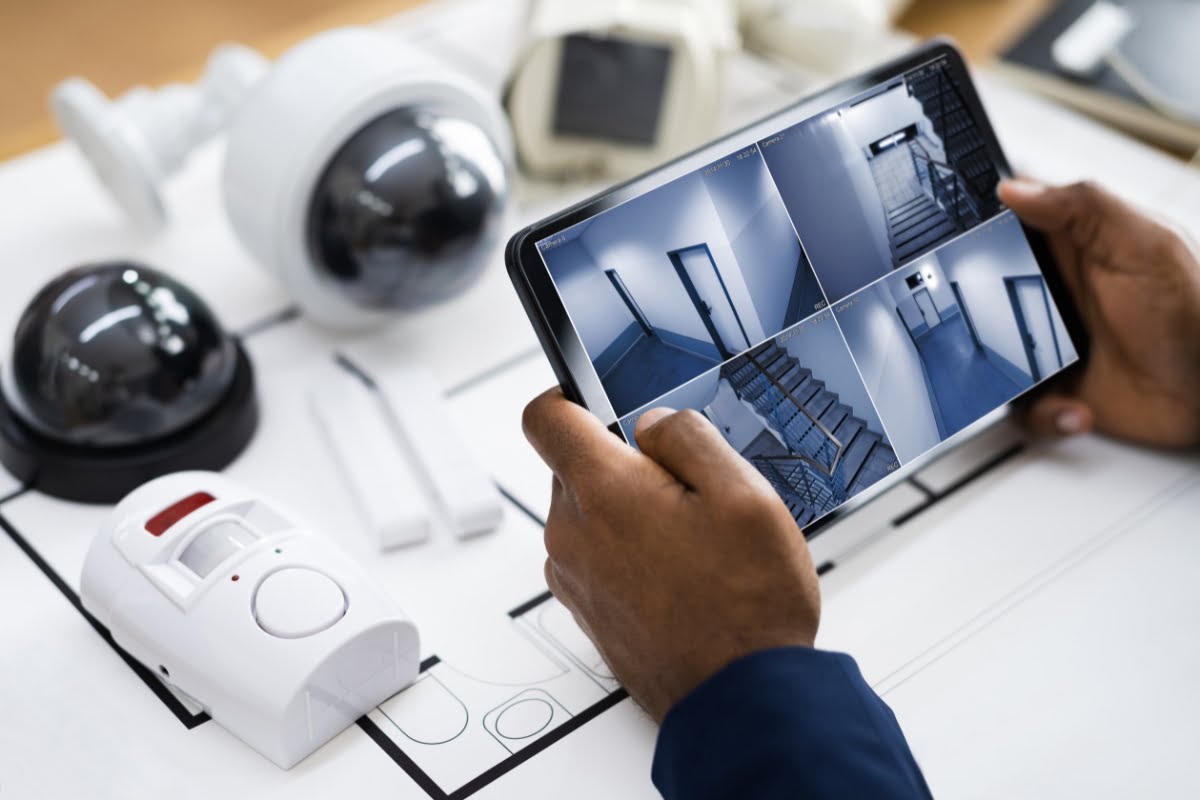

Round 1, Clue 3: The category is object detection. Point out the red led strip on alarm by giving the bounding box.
[145,492,216,537]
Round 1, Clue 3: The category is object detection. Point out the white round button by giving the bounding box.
[254,568,347,638]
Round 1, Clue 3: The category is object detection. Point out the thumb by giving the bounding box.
[999,178,1152,256]
[997,178,1070,232]
[635,408,759,493]
[1019,393,1094,439]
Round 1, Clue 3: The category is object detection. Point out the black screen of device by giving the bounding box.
[526,50,1083,535]
[553,33,672,146]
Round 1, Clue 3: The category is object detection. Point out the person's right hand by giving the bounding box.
[998,179,1200,448]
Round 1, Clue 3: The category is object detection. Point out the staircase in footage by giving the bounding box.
[906,59,1001,218]
[870,58,1002,267]
[719,340,897,527]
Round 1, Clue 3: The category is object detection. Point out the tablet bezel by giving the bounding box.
[505,39,1088,540]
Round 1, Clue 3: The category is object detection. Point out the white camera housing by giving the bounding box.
[80,471,420,769]
[52,44,269,232]
[739,0,908,75]
[222,27,514,330]
[53,27,514,332]
[506,0,738,179]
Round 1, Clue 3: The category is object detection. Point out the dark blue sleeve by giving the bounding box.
[651,647,931,800]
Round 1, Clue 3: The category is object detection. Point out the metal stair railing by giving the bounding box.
[732,352,847,502]
[750,456,840,514]
[907,63,999,218]
[908,137,980,231]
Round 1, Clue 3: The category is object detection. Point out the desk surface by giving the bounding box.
[1,1,1198,797]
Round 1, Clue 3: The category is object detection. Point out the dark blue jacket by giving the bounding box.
[652,647,932,799]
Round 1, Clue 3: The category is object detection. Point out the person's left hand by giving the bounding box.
[522,388,821,722]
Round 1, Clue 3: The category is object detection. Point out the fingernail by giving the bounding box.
[1000,178,1046,200]
[635,406,675,433]
[1056,408,1085,434]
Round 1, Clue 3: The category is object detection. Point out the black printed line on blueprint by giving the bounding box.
[0,484,29,505]
[891,442,1027,527]
[332,344,543,400]
[0,511,210,729]
[444,346,543,398]
[482,689,566,755]
[495,485,546,530]
[364,589,630,800]
[235,305,301,339]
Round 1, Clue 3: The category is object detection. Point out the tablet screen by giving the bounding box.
[532,55,1080,530]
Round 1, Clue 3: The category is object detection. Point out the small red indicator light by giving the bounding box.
[231,574,240,582]
[145,492,216,537]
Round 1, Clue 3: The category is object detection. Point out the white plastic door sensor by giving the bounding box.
[310,357,501,543]
[374,367,504,539]
[309,364,434,550]
[80,472,420,769]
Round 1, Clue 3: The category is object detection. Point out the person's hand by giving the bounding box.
[999,178,1200,447]
[522,390,820,722]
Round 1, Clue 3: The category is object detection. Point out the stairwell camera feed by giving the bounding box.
[760,58,1004,304]
[534,54,1080,532]
[621,312,899,529]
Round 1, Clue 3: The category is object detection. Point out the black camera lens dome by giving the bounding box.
[306,107,507,311]
[3,263,236,447]
[0,261,258,503]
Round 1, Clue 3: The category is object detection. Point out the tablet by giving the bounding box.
[506,41,1087,538]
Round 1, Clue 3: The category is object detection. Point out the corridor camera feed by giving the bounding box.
[834,213,1078,463]
[537,144,823,417]
[535,55,1080,532]
[760,58,1004,304]
[621,311,899,529]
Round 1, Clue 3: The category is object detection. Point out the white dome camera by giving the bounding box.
[53,28,514,331]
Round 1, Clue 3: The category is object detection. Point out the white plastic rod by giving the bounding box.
[309,367,433,550]
[1051,0,1135,77]
[375,367,503,539]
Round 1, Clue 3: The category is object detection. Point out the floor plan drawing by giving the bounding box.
[367,592,626,798]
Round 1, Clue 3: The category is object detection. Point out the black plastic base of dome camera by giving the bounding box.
[0,340,259,505]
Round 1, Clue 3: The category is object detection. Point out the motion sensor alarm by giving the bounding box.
[81,471,420,768]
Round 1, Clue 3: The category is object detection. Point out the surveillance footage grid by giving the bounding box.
[541,55,1079,533]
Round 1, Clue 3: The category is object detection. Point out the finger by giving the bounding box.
[544,558,585,623]
[635,408,760,493]
[544,558,566,601]
[634,407,675,435]
[1000,178,1180,269]
[998,178,1125,235]
[523,387,634,484]
[1019,394,1094,438]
